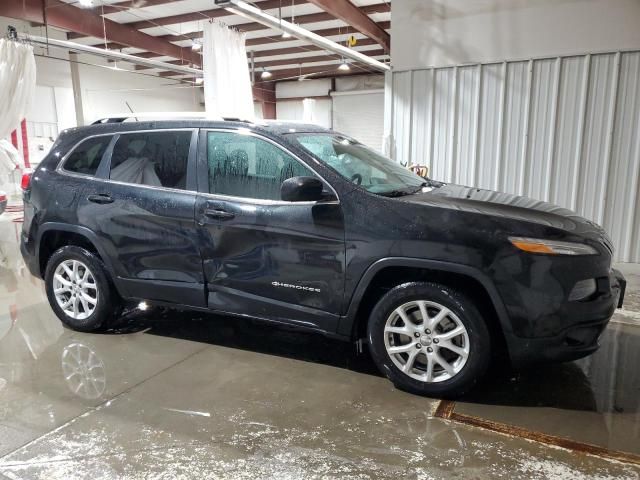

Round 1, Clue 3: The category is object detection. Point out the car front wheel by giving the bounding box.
[367,282,491,398]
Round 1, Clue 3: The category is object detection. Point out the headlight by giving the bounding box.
[509,237,598,255]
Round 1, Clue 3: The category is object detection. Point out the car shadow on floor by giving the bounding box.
[109,306,381,377]
[107,306,639,418]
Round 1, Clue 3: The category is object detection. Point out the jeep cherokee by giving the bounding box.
[20,117,626,397]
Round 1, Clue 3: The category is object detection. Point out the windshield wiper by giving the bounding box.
[378,183,427,197]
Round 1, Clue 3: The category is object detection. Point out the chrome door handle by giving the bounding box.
[203,208,235,220]
[87,194,114,204]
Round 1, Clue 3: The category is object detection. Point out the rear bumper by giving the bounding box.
[507,269,625,368]
[20,231,41,278]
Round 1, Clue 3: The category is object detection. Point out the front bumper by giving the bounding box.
[507,269,625,368]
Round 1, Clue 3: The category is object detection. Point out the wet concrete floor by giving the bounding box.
[1,212,639,479]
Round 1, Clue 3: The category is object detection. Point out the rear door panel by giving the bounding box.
[77,129,205,307]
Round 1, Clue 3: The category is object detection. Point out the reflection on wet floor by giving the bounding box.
[1,213,640,478]
[0,300,639,478]
[457,322,640,455]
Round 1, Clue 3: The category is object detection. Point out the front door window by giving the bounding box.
[206,131,315,201]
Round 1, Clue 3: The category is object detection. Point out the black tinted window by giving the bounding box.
[207,131,314,200]
[63,136,110,176]
[109,131,191,190]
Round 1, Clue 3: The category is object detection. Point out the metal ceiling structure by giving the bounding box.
[0,0,391,82]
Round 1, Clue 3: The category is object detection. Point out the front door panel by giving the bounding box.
[196,196,345,330]
[196,129,345,332]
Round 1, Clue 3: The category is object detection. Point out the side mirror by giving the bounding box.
[281,176,325,202]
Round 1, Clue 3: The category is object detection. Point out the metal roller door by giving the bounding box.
[332,90,384,152]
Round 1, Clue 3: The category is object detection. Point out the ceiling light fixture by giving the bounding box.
[191,40,202,51]
[261,68,273,79]
[338,58,350,71]
[216,0,389,72]
[195,77,204,85]
[79,0,93,7]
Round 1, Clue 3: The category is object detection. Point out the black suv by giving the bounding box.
[20,117,626,397]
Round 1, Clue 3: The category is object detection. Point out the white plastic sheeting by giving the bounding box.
[0,39,36,189]
[386,50,640,263]
[302,98,317,123]
[202,22,253,120]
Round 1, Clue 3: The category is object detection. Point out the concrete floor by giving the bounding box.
[1,209,639,479]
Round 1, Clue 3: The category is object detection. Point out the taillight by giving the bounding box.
[21,169,33,191]
[0,193,6,202]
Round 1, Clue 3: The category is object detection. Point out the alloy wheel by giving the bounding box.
[52,259,98,320]
[383,300,470,383]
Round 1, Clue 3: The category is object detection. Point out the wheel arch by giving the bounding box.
[37,223,116,280]
[339,258,513,354]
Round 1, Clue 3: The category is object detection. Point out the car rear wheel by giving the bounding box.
[45,246,120,332]
[367,282,491,398]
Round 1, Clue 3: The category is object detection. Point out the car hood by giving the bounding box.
[402,183,612,243]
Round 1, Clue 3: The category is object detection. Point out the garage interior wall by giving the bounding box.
[275,75,385,151]
[387,0,640,264]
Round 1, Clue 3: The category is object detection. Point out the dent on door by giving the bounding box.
[197,197,346,332]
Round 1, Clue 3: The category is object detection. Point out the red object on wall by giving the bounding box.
[20,119,30,168]
[11,129,18,149]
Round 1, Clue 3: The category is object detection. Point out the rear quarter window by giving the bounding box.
[63,136,111,176]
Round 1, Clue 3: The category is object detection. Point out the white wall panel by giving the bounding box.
[391,72,412,166]
[432,68,455,182]
[550,56,587,210]
[476,63,505,190]
[332,91,384,151]
[387,49,640,262]
[275,99,332,128]
[525,58,558,202]
[410,70,434,170]
[501,61,529,195]
[576,54,618,225]
[454,66,479,187]
[604,53,640,262]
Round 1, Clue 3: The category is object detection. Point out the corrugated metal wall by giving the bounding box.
[387,50,640,263]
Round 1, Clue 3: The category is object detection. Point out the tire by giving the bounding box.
[44,246,120,332]
[367,282,491,398]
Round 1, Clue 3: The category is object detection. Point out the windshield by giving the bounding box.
[289,133,426,196]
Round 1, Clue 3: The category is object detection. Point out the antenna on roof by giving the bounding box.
[125,101,138,122]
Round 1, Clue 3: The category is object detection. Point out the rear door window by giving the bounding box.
[109,131,192,190]
[63,136,110,176]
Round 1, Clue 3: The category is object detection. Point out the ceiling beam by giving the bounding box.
[0,0,200,65]
[158,4,388,41]
[246,21,389,46]
[67,0,309,40]
[158,60,381,82]
[257,62,381,81]
[134,37,379,69]
[85,0,180,16]
[251,37,377,58]
[306,0,390,53]
[137,47,385,71]
[83,4,388,45]
[254,49,385,68]
[101,21,389,52]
